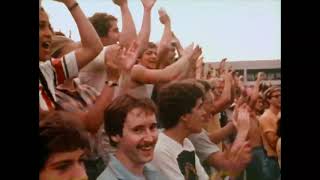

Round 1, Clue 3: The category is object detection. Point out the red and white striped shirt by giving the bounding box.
[39,51,78,111]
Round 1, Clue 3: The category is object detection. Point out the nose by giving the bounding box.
[42,26,52,39]
[143,128,158,142]
[70,163,88,180]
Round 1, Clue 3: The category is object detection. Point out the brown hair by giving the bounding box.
[89,13,117,37]
[104,94,157,147]
[39,111,90,171]
[157,80,204,129]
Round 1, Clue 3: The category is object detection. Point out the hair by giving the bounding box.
[104,94,157,147]
[196,80,211,93]
[138,42,158,59]
[157,80,205,129]
[39,111,90,171]
[50,35,75,58]
[89,13,117,37]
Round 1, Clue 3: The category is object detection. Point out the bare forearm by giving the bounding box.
[249,79,261,108]
[67,0,102,68]
[137,9,151,54]
[209,122,236,144]
[230,130,248,154]
[162,53,192,79]
[211,80,232,114]
[85,86,115,133]
[120,4,138,47]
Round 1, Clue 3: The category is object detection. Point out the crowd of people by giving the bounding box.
[39,0,281,180]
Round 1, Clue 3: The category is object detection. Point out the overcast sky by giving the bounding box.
[42,0,281,62]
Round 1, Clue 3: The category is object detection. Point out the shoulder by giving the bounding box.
[97,166,118,180]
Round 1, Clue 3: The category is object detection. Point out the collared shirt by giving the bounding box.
[97,155,167,180]
[55,78,99,112]
[39,51,78,111]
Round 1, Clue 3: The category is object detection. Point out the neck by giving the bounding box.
[115,151,145,176]
[269,105,280,116]
[164,124,190,145]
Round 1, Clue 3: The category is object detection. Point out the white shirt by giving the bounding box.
[151,132,209,180]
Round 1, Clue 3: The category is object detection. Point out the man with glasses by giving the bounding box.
[259,86,281,178]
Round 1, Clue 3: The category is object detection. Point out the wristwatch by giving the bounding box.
[105,80,118,87]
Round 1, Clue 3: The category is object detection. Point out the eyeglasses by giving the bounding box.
[270,94,281,98]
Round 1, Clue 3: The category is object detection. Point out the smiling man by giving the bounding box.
[98,94,167,180]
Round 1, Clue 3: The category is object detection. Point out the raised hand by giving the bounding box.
[112,0,128,6]
[232,104,250,134]
[219,58,227,75]
[141,0,157,11]
[117,40,139,70]
[190,45,202,62]
[183,42,195,57]
[53,0,76,6]
[158,7,170,25]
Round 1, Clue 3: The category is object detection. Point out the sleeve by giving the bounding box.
[188,130,220,163]
[51,51,79,85]
[151,148,185,180]
[195,155,209,180]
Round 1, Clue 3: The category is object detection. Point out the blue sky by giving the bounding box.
[42,0,280,62]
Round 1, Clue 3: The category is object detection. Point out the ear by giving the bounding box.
[110,135,121,144]
[180,113,190,123]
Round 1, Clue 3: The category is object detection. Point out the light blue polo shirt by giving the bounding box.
[97,154,167,180]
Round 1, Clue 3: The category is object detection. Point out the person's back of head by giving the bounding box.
[157,80,205,130]
[50,35,79,58]
[39,111,90,180]
[104,94,158,147]
[89,12,118,45]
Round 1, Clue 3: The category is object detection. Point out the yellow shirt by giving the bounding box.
[259,109,279,157]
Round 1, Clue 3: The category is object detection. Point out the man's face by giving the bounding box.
[40,149,88,180]
[39,10,53,61]
[115,108,158,166]
[184,98,207,133]
[106,20,119,45]
[268,90,281,108]
[139,47,158,69]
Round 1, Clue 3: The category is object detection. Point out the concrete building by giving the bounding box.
[204,59,281,86]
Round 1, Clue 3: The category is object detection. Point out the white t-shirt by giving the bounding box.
[188,129,220,177]
[151,132,209,180]
[188,129,220,163]
[79,46,108,92]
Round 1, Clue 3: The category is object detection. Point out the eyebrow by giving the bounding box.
[132,122,157,129]
[49,160,74,167]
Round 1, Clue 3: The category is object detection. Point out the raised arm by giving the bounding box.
[248,72,265,108]
[113,0,137,47]
[205,107,252,174]
[56,0,103,69]
[137,0,157,55]
[157,8,174,67]
[210,71,233,115]
[171,31,184,58]
[208,121,236,144]
[130,43,196,84]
